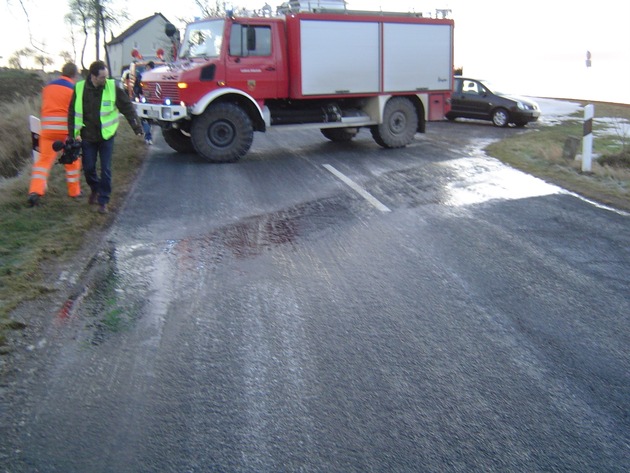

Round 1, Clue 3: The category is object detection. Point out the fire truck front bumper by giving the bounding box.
[134,102,188,122]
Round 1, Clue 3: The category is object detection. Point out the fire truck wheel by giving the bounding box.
[191,103,253,162]
[162,128,196,153]
[371,97,418,148]
[321,127,358,142]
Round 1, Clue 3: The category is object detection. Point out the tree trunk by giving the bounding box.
[95,4,101,60]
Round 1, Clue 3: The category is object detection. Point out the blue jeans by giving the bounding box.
[142,119,152,141]
[81,138,115,205]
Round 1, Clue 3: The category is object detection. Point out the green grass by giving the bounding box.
[485,101,630,211]
[0,96,41,178]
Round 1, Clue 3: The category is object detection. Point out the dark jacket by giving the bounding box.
[68,77,142,142]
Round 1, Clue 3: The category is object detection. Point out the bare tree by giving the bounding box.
[194,0,225,18]
[5,0,49,54]
[65,0,123,68]
[63,12,80,66]
[34,53,54,70]
[7,47,34,69]
[60,51,74,64]
[65,2,90,71]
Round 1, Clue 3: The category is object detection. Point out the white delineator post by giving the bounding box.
[582,104,594,172]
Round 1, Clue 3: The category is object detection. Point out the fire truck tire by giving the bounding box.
[321,127,358,142]
[162,128,195,153]
[191,103,253,162]
[371,97,418,148]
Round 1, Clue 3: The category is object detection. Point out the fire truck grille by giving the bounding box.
[144,82,180,104]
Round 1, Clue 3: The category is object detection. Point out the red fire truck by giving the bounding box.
[135,8,454,162]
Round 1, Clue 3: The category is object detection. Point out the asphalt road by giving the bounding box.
[1,113,629,472]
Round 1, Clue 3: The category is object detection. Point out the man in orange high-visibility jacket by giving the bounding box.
[28,62,81,207]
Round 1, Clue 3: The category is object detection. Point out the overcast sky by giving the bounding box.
[2,0,629,103]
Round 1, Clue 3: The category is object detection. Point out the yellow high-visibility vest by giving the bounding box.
[73,79,119,139]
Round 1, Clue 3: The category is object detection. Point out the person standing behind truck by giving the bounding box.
[134,60,155,145]
[28,62,81,207]
[68,60,144,214]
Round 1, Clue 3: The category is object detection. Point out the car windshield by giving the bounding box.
[179,20,225,59]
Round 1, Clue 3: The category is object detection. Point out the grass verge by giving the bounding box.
[485,101,630,211]
[0,125,146,348]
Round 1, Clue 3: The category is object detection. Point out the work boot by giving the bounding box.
[27,193,41,207]
[98,204,108,214]
[89,191,98,205]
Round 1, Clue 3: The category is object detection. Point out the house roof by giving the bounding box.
[107,12,171,45]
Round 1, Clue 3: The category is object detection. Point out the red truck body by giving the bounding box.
[135,10,454,162]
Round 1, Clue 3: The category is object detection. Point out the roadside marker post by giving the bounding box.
[582,104,594,172]
[29,115,41,164]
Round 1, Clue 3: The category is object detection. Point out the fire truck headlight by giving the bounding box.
[141,96,147,104]
[165,98,172,106]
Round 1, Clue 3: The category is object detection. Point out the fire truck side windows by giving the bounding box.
[230,25,272,57]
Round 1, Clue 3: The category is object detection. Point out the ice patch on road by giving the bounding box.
[442,157,562,207]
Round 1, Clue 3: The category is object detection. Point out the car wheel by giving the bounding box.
[492,108,509,127]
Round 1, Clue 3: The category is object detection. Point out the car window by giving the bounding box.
[462,80,480,95]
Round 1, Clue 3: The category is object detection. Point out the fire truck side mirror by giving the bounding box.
[165,23,177,39]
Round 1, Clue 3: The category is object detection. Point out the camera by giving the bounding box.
[52,138,82,165]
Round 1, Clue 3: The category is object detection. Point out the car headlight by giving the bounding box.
[517,101,538,111]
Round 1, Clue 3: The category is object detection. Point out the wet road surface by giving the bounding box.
[1,112,629,471]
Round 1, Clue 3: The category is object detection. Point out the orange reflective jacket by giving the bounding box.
[40,76,75,134]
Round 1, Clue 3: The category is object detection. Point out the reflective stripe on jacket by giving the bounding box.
[73,79,120,140]
[40,76,75,133]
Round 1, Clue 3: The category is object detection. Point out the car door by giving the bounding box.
[226,23,278,99]
[452,79,490,118]
[450,78,466,115]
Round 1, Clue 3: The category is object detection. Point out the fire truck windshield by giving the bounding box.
[180,20,225,59]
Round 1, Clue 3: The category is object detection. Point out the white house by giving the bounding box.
[106,13,174,76]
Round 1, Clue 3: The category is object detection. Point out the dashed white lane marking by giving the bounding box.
[323,164,391,213]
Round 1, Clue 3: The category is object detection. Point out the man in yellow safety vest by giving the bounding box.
[68,60,143,214]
